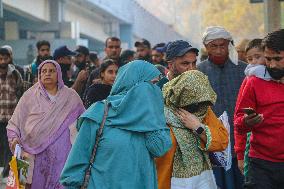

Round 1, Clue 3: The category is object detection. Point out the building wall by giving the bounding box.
[79,0,185,45]
[0,0,186,64]
[3,0,50,21]
[65,1,110,42]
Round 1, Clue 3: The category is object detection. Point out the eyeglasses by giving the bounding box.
[265,56,284,62]
[41,69,57,74]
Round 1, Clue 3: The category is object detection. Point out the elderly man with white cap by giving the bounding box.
[198,26,246,189]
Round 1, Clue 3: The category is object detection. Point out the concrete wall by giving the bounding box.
[0,0,187,64]
[65,1,110,43]
[79,0,185,45]
[3,0,50,21]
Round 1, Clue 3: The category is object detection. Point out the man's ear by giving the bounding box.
[168,61,173,71]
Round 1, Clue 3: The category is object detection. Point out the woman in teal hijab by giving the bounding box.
[60,60,172,189]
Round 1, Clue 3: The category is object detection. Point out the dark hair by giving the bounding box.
[262,29,284,53]
[182,101,212,113]
[120,49,135,64]
[0,48,11,56]
[36,40,50,50]
[155,64,166,76]
[245,38,263,53]
[89,52,98,62]
[99,59,117,78]
[105,37,121,47]
[152,43,166,50]
[76,45,89,56]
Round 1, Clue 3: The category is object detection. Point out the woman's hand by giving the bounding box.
[11,138,19,153]
[176,108,201,130]
[21,151,30,160]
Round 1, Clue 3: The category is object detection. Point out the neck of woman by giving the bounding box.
[44,84,58,95]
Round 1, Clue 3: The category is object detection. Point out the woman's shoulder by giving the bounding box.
[61,86,82,101]
[76,102,105,131]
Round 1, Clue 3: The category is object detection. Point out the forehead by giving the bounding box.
[152,50,162,55]
[106,64,119,70]
[184,51,197,59]
[39,45,50,50]
[136,46,148,50]
[208,38,229,45]
[264,47,283,55]
[76,53,85,57]
[106,40,121,47]
[0,54,9,58]
[41,63,56,70]
[174,51,197,61]
[246,47,263,55]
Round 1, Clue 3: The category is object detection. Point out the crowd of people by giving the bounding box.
[0,26,283,189]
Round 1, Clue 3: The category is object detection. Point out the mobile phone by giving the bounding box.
[242,108,256,115]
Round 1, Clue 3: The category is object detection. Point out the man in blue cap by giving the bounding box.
[152,43,167,67]
[156,40,199,89]
[166,40,199,80]
[53,45,77,87]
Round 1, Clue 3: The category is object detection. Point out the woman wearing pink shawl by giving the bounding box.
[6,60,85,189]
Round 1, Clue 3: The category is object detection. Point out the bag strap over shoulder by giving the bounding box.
[81,101,109,189]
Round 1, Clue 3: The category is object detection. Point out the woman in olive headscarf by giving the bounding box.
[156,70,229,189]
[60,60,172,189]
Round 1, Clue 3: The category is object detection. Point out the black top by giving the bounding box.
[84,83,112,108]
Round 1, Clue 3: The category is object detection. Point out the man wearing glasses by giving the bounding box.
[198,26,247,189]
[235,29,284,189]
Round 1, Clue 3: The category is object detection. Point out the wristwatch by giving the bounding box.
[194,124,205,135]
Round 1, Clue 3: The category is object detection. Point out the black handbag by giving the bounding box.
[80,101,109,189]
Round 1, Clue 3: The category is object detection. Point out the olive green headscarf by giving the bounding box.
[162,70,217,178]
[163,70,216,120]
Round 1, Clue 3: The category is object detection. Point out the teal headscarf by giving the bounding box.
[78,60,166,132]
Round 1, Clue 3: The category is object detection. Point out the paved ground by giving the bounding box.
[0,167,6,189]
[0,182,5,189]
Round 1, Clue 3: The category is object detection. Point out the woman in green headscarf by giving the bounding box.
[156,70,229,189]
[60,60,172,189]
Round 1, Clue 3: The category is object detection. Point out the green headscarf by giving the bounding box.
[163,70,217,120]
[163,70,217,178]
[78,60,167,132]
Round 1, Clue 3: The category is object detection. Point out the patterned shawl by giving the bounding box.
[163,70,216,177]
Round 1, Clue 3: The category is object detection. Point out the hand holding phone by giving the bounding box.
[242,108,263,127]
[242,107,256,115]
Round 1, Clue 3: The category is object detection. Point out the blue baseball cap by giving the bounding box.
[153,43,166,53]
[53,46,77,60]
[166,40,199,61]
